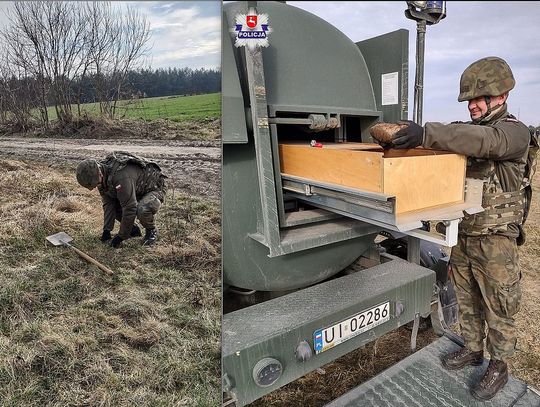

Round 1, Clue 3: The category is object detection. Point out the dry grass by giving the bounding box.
[11,116,221,141]
[0,159,221,406]
[253,176,540,406]
[511,173,540,386]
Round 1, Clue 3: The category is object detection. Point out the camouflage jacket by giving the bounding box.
[98,152,166,239]
[423,104,530,237]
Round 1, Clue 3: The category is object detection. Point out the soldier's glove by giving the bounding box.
[100,230,112,242]
[392,120,424,149]
[110,235,123,248]
[373,139,393,150]
[130,224,142,238]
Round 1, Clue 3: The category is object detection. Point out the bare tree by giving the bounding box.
[0,46,37,131]
[83,2,118,116]
[110,6,151,117]
[1,3,49,126]
[44,2,87,123]
[86,3,150,118]
[2,1,91,125]
[0,1,152,129]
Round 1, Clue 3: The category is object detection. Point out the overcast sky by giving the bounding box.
[128,1,220,70]
[0,1,221,71]
[289,1,540,126]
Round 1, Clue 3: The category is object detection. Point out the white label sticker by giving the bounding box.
[381,72,399,106]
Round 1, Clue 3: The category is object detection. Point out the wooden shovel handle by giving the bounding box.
[69,245,114,275]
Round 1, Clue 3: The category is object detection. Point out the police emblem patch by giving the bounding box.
[232,7,272,51]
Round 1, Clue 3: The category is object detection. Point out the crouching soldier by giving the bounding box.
[76,151,167,247]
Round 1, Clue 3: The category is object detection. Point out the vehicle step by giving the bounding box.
[326,335,540,407]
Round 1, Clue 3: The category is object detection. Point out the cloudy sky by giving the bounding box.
[289,1,540,126]
[0,1,221,71]
[128,1,220,70]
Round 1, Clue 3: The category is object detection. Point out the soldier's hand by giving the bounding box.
[100,230,112,242]
[392,120,424,149]
[376,140,393,150]
[110,235,123,248]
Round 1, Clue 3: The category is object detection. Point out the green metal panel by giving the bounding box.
[222,1,385,291]
[224,2,380,116]
[223,259,435,406]
[221,3,413,290]
[356,29,409,127]
[327,336,539,407]
[222,142,378,291]
[222,10,248,144]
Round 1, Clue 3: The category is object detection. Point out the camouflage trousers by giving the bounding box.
[113,190,165,230]
[450,234,521,362]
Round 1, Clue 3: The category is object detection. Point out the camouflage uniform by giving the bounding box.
[98,152,167,240]
[423,105,530,362]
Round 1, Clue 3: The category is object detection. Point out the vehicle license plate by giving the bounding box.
[313,301,390,354]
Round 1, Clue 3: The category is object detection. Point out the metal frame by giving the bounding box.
[241,15,386,258]
[268,104,380,117]
[281,175,484,247]
[243,43,281,250]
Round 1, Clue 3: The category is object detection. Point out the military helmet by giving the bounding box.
[458,56,515,102]
[76,159,101,189]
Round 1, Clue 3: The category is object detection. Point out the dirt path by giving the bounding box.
[0,136,221,200]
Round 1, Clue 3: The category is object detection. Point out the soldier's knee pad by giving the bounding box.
[137,206,149,218]
[137,196,161,217]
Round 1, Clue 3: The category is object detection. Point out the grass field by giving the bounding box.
[0,159,221,406]
[46,93,221,123]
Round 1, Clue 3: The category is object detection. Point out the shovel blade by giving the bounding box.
[46,231,73,246]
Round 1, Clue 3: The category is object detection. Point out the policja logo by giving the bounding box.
[246,14,257,29]
[231,7,272,51]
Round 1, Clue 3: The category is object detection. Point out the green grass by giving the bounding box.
[46,93,221,122]
[0,160,221,406]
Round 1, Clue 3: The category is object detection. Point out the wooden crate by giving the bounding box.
[278,142,467,215]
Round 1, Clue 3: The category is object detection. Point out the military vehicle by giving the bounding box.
[222,2,540,406]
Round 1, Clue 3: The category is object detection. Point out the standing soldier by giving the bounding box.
[389,56,537,400]
[76,151,167,248]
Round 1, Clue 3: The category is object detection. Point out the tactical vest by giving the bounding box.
[100,151,166,198]
[460,115,532,237]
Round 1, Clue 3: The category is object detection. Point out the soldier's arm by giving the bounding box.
[101,193,117,232]
[423,121,530,160]
[114,177,138,240]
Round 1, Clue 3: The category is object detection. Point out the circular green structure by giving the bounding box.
[223,2,379,291]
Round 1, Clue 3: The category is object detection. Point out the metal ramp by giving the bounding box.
[326,336,540,407]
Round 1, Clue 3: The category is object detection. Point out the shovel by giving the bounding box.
[46,232,114,275]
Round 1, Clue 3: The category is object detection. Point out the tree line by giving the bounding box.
[76,67,221,103]
[0,1,219,132]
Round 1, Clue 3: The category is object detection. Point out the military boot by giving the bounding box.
[142,228,158,246]
[130,224,142,238]
[441,347,483,370]
[471,359,508,400]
